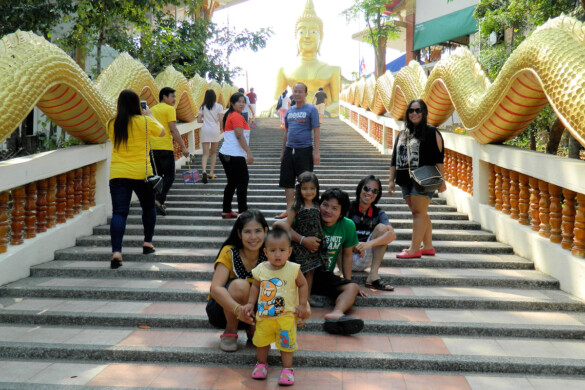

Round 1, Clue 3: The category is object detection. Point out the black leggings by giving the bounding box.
[219,152,249,213]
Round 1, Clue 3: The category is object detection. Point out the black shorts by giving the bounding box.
[311,266,353,300]
[279,146,314,188]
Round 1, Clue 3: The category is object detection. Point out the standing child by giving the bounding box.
[280,172,328,305]
[241,227,310,386]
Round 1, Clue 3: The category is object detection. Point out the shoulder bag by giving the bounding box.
[406,131,444,193]
[144,117,163,194]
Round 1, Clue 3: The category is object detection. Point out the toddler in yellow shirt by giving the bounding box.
[241,226,310,386]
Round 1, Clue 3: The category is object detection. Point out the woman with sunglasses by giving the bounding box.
[388,100,446,259]
[345,175,397,290]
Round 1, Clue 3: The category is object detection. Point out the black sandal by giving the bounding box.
[143,246,156,255]
[110,258,123,269]
[365,279,394,291]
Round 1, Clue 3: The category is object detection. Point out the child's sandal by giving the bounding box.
[278,368,294,385]
[251,363,268,380]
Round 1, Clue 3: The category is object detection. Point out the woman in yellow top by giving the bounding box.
[108,90,165,269]
[207,210,268,352]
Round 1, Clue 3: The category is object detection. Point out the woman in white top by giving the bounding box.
[197,89,224,183]
[218,93,254,219]
[278,90,291,129]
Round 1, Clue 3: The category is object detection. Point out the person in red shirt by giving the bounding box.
[218,93,255,219]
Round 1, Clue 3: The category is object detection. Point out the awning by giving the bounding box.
[386,54,406,73]
[413,5,477,51]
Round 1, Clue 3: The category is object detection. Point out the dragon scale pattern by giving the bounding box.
[0,31,240,145]
[341,16,585,146]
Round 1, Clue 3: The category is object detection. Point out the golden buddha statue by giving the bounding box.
[271,0,341,117]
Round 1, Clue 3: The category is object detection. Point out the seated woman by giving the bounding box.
[207,210,268,352]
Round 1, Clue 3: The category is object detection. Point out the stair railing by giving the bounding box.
[0,143,111,285]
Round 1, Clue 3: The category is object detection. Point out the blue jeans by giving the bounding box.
[109,178,156,253]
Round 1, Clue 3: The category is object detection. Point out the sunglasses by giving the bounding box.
[362,185,380,195]
[407,108,422,114]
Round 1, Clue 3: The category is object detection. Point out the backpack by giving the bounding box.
[276,96,283,110]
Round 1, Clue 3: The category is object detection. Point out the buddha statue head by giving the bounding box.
[295,0,323,57]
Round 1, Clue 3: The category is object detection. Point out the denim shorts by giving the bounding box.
[401,185,435,200]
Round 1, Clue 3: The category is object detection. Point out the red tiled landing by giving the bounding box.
[115,329,448,354]
[86,364,471,389]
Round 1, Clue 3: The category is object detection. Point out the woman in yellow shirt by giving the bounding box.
[207,210,268,352]
[108,90,165,269]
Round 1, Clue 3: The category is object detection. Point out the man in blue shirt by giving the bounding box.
[275,82,321,219]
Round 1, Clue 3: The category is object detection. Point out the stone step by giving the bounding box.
[1,360,585,389]
[53,246,533,268]
[29,261,556,289]
[166,185,438,196]
[73,236,512,254]
[0,325,584,376]
[92,224,496,242]
[178,169,392,177]
[182,166,391,173]
[114,215,474,229]
[157,200,454,211]
[2,278,579,310]
[1,298,583,338]
[128,207,470,220]
[160,192,446,203]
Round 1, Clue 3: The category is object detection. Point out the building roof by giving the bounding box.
[215,0,249,11]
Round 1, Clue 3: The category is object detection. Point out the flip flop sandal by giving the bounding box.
[278,368,294,385]
[251,363,268,379]
[219,333,238,352]
[396,250,422,259]
[309,297,326,308]
[365,279,394,291]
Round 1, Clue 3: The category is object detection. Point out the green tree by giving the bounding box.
[0,0,74,38]
[131,9,271,83]
[59,0,174,76]
[341,0,399,77]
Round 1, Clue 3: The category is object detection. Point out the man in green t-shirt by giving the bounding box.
[283,188,367,335]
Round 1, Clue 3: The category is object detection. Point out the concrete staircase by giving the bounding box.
[1,119,585,388]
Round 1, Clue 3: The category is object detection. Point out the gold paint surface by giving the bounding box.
[0,31,235,144]
[340,15,585,146]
